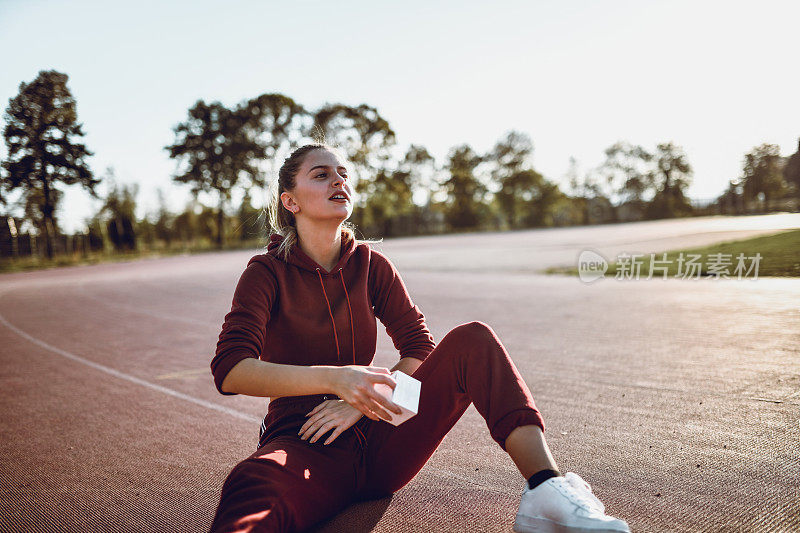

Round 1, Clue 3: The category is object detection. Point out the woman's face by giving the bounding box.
[282,148,355,223]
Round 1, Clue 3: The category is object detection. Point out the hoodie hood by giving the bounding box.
[266,229,358,274]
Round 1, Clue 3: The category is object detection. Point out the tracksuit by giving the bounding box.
[209,230,546,532]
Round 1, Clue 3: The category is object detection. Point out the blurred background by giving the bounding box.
[1,0,798,269]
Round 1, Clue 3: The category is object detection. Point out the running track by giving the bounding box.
[1,213,798,532]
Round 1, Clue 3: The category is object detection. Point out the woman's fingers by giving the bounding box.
[366,394,397,421]
[301,400,339,434]
[300,408,326,434]
[298,420,317,439]
[309,421,336,443]
[352,389,389,419]
[370,387,403,415]
[306,401,327,417]
[356,402,380,420]
[299,412,330,439]
[367,367,397,389]
[323,427,345,445]
[374,373,397,389]
[350,385,400,420]
[298,401,365,444]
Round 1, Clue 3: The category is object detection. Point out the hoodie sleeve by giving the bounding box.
[210,259,277,395]
[368,249,436,362]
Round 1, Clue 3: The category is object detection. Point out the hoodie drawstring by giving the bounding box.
[339,268,356,365]
[314,266,366,451]
[315,268,356,365]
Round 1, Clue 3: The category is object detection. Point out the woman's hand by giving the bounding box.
[331,365,402,421]
[298,399,363,445]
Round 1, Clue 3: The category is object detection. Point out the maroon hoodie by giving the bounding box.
[210,230,437,396]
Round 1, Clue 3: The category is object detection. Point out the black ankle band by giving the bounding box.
[527,468,562,490]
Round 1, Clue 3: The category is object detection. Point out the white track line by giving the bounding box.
[0,291,507,494]
[0,290,259,423]
[0,284,513,493]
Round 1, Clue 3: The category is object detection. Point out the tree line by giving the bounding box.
[2,69,799,261]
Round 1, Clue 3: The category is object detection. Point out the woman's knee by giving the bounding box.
[448,320,497,347]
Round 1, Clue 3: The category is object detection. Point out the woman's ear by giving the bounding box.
[281,192,298,213]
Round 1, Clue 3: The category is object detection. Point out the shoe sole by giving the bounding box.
[513,515,630,533]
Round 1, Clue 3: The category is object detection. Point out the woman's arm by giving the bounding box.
[369,250,436,363]
[391,356,424,376]
[220,357,339,397]
[221,357,403,421]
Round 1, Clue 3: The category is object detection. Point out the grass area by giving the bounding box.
[546,229,800,278]
[0,238,268,274]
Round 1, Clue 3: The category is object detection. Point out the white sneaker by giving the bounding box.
[513,472,631,533]
[563,472,605,513]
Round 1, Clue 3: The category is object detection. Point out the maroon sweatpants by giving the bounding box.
[209,321,546,532]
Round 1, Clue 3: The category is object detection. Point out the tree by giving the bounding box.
[514,170,561,227]
[242,93,307,175]
[440,144,486,230]
[563,157,589,224]
[491,130,533,175]
[358,144,434,237]
[165,100,266,248]
[1,70,99,258]
[715,179,744,215]
[97,168,139,252]
[489,131,533,229]
[236,188,265,243]
[600,141,655,205]
[593,141,655,222]
[741,143,788,205]
[0,178,7,210]
[647,142,694,219]
[151,188,176,246]
[173,200,201,244]
[783,138,800,197]
[487,130,562,229]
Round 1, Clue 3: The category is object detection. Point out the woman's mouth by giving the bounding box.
[329,194,349,203]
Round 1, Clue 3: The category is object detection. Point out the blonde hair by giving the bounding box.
[265,142,381,261]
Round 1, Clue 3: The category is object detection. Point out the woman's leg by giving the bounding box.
[209,434,360,532]
[358,320,548,498]
[505,424,559,479]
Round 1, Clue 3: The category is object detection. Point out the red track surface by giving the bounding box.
[1,214,798,532]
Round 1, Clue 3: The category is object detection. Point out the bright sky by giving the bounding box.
[1,0,798,233]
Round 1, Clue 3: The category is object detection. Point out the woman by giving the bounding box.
[209,143,630,533]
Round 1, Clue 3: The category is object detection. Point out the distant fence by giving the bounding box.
[708,197,799,215]
[0,231,93,259]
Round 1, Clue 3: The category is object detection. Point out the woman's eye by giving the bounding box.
[316,171,347,179]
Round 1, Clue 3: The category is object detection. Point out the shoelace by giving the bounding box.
[564,473,605,512]
[553,478,604,513]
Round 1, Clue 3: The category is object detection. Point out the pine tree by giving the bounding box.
[1,70,99,258]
